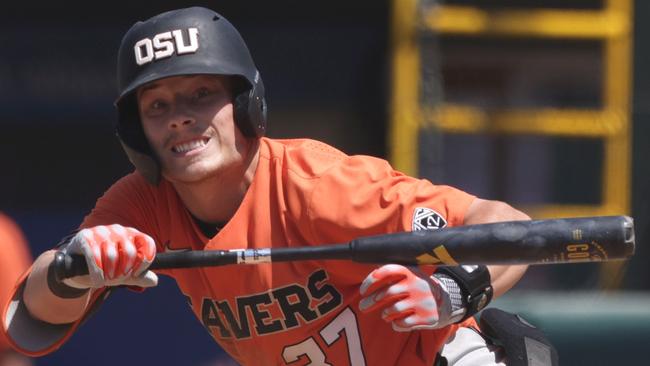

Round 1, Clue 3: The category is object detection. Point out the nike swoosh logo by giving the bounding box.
[163,240,191,253]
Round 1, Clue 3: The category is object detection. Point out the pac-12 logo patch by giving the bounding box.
[412,207,447,231]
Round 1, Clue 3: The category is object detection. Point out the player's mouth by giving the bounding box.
[171,137,210,154]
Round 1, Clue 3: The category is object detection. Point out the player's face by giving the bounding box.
[137,75,248,184]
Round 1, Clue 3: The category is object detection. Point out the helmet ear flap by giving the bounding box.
[115,96,162,185]
[233,71,267,137]
[118,140,162,185]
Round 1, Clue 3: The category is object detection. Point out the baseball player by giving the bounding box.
[0,214,32,366]
[3,7,533,365]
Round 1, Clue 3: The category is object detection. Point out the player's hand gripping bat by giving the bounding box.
[54,215,635,282]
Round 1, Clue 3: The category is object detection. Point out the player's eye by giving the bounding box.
[152,100,168,109]
[142,99,169,117]
[198,88,210,98]
[192,87,216,103]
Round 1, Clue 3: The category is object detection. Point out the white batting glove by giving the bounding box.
[359,264,457,332]
[61,224,158,289]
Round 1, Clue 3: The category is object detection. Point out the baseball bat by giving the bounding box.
[53,215,635,281]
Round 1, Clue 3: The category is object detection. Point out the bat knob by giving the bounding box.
[52,251,70,283]
[52,251,87,282]
[622,216,636,256]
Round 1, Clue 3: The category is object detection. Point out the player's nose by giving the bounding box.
[167,106,196,129]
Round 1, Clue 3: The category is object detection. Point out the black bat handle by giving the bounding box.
[53,243,351,282]
[52,250,241,283]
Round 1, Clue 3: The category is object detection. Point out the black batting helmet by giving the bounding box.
[115,6,267,185]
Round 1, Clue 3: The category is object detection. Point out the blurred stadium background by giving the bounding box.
[1,0,649,364]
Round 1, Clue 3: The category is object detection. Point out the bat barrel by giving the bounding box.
[350,216,635,266]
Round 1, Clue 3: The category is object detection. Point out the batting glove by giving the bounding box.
[60,224,158,289]
[359,264,460,332]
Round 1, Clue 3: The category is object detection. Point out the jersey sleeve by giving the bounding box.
[2,173,161,357]
[0,214,32,353]
[306,155,476,244]
[80,173,162,241]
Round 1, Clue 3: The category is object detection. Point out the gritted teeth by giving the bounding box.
[172,138,209,153]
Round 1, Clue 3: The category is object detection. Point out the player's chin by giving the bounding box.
[163,162,219,184]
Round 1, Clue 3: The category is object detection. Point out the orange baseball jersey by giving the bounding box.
[0,214,32,353]
[7,138,478,365]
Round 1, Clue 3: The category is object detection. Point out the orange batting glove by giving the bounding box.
[359,264,461,332]
[60,224,158,289]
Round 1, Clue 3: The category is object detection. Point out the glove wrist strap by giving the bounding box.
[432,273,467,323]
[433,265,493,322]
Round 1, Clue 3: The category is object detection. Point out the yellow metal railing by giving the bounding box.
[424,6,630,40]
[389,0,633,288]
[426,105,627,137]
[389,0,420,177]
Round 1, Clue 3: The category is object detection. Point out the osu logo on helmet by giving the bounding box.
[134,28,200,66]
